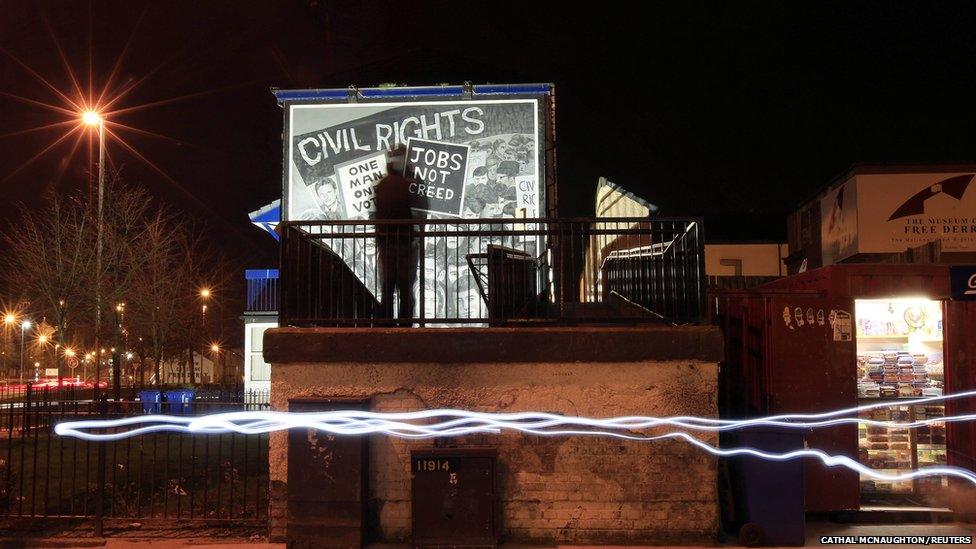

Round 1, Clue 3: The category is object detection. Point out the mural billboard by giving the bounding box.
[285,98,544,221]
[277,86,554,322]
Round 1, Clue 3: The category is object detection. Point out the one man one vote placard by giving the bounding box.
[404,138,469,217]
[333,152,388,219]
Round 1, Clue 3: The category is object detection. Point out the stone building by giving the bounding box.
[262,84,720,547]
[264,326,722,546]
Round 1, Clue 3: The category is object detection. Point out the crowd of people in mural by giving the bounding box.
[462,133,536,219]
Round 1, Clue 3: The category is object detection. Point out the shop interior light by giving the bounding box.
[860,296,935,304]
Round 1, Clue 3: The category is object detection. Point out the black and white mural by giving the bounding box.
[283,98,546,322]
[287,99,541,221]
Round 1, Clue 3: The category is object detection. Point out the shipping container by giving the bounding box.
[718,263,976,513]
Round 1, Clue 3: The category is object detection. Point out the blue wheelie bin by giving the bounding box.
[137,390,162,414]
[730,426,806,547]
[164,389,195,415]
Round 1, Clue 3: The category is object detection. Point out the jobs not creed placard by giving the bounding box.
[404,138,469,217]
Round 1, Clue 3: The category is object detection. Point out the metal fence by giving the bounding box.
[246,269,279,314]
[0,385,270,533]
[280,217,705,327]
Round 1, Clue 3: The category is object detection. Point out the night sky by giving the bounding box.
[3,1,976,269]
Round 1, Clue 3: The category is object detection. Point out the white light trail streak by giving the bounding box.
[54,391,976,486]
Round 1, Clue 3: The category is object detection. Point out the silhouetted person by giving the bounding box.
[373,166,421,325]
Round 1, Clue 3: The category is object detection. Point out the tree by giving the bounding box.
[4,172,237,391]
[125,209,234,388]
[3,194,96,384]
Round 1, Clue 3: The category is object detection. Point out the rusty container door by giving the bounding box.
[287,398,368,548]
[764,294,860,512]
[411,449,496,547]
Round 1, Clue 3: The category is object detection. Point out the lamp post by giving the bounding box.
[56,299,65,388]
[112,303,124,399]
[64,348,76,386]
[82,111,105,391]
[198,288,210,386]
[3,313,15,380]
[38,334,48,374]
[209,343,219,384]
[19,320,31,387]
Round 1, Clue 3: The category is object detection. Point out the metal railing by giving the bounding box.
[0,385,270,532]
[245,269,279,314]
[280,217,705,327]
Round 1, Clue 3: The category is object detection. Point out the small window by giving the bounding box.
[250,355,271,381]
[250,326,268,352]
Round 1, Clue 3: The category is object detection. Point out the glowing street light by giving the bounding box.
[210,343,220,353]
[198,288,212,385]
[81,108,107,390]
[19,319,32,386]
[81,110,102,126]
[1,312,18,375]
[93,110,105,387]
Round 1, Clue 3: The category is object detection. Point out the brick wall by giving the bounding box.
[265,327,722,545]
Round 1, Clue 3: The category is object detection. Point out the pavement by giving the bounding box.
[1,522,973,548]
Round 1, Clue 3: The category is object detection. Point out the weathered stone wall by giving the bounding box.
[265,326,722,545]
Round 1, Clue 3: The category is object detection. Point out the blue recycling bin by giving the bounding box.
[730,427,806,546]
[164,389,195,415]
[137,390,162,414]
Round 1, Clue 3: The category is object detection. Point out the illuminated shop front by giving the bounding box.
[854,297,948,503]
[731,164,976,511]
[725,261,976,513]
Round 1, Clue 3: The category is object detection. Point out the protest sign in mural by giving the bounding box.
[404,138,469,216]
[333,152,388,219]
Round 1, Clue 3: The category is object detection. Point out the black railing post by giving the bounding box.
[418,221,426,327]
[94,395,107,537]
[695,219,706,323]
[23,384,31,437]
[278,221,289,326]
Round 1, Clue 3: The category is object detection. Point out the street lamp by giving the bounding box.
[81,111,101,126]
[113,302,124,397]
[3,313,15,378]
[19,320,31,386]
[209,343,224,384]
[197,288,211,386]
[82,110,105,390]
